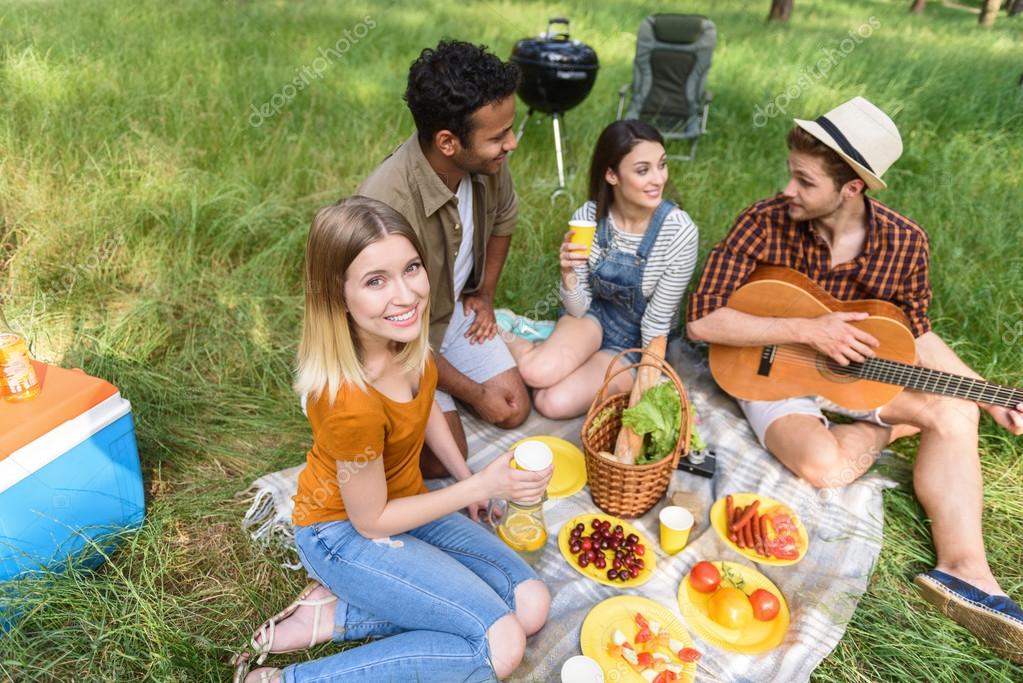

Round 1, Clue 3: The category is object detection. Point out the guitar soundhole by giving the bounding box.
[817,355,859,384]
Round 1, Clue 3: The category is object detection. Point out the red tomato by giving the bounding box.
[637,651,653,668]
[688,561,722,593]
[677,647,701,662]
[749,588,781,621]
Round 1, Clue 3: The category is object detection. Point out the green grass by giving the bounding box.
[2,0,1022,680]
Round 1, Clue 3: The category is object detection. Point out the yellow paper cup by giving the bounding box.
[659,505,694,555]
[568,220,597,255]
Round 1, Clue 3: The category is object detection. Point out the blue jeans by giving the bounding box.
[284,512,538,682]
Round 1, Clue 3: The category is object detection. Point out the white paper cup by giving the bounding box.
[513,440,554,472]
[560,654,605,683]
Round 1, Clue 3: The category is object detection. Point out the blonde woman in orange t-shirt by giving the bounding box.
[232,197,552,683]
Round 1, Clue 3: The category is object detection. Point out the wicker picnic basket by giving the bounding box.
[580,348,693,518]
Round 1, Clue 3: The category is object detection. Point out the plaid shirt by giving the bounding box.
[688,194,932,337]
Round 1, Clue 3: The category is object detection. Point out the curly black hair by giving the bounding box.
[405,40,519,147]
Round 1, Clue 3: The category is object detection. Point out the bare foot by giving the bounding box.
[245,667,281,683]
[253,584,338,653]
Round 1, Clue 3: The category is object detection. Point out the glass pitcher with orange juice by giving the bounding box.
[488,441,553,565]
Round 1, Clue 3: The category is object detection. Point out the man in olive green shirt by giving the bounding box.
[358,40,530,477]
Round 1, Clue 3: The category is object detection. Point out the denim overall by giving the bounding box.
[587,200,676,362]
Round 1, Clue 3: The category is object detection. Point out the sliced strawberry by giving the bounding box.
[635,626,653,643]
[637,651,653,668]
[677,647,702,663]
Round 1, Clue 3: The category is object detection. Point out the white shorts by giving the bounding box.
[434,302,517,413]
[738,396,890,448]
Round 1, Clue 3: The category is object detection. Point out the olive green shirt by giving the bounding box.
[357,134,519,348]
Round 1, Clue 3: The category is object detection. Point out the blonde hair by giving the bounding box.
[295,196,431,403]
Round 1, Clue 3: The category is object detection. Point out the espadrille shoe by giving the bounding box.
[914,569,1023,664]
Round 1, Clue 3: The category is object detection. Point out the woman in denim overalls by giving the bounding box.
[506,120,700,419]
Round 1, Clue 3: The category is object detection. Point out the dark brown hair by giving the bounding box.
[786,126,862,191]
[588,120,665,221]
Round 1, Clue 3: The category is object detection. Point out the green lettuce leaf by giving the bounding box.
[620,381,681,464]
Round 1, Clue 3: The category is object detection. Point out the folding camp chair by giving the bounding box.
[617,14,716,161]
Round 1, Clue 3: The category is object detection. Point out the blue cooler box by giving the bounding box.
[0,363,145,629]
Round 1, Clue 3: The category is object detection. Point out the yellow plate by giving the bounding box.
[710,492,809,566]
[510,435,587,499]
[581,595,696,683]
[558,514,656,588]
[677,560,790,654]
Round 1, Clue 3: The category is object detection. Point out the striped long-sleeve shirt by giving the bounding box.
[560,201,700,347]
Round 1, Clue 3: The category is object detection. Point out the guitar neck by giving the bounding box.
[853,358,1023,408]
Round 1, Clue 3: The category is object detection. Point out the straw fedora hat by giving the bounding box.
[794,96,902,190]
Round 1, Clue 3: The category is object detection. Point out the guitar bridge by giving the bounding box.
[757,346,776,377]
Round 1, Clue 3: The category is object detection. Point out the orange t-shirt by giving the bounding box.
[292,357,436,526]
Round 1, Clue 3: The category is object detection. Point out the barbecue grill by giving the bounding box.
[510,17,599,199]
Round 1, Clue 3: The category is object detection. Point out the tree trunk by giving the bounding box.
[979,0,1001,26]
[1008,0,1023,17]
[909,0,926,13]
[767,0,793,22]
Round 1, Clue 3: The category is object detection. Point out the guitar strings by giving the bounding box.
[766,346,1023,407]
[770,347,1023,406]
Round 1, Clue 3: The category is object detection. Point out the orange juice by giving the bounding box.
[0,332,40,402]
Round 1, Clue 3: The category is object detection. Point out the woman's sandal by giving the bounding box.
[231,581,337,683]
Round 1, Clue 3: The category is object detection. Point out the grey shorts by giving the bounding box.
[738,396,890,448]
[434,302,517,413]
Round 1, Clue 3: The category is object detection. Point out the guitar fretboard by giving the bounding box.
[847,357,1023,408]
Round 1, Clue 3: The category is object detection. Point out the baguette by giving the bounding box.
[612,335,667,464]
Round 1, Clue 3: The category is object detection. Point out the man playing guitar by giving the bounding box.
[686,97,1023,662]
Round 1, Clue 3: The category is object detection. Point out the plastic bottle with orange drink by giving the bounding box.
[0,316,41,402]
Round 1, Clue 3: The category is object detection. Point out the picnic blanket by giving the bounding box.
[239,339,898,682]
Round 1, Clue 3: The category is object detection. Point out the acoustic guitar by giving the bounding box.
[708,266,1023,411]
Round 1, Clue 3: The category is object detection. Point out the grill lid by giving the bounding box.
[511,17,599,70]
